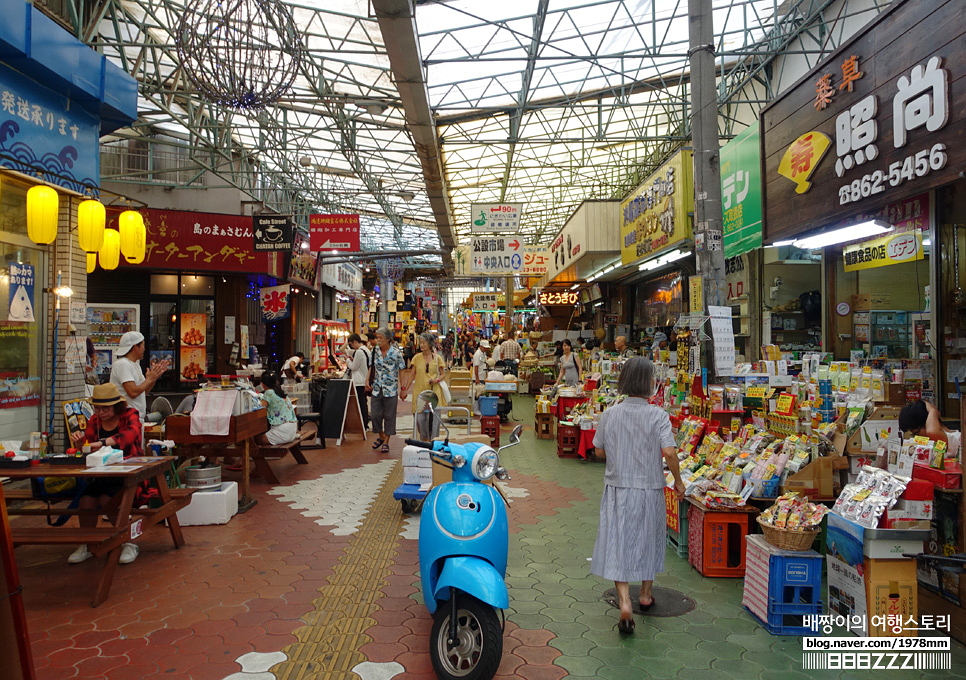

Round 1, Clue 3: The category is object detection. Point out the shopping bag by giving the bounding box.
[439,380,452,403]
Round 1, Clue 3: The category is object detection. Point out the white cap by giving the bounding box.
[117,331,144,357]
[479,339,491,349]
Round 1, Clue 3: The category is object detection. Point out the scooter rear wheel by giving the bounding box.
[430,594,502,680]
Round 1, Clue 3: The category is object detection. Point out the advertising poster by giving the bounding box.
[240,324,250,359]
[826,513,868,633]
[8,263,35,323]
[260,284,291,321]
[180,347,206,382]
[225,316,236,344]
[180,313,207,347]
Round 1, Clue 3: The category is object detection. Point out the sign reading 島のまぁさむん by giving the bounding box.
[620,149,693,266]
[760,0,966,243]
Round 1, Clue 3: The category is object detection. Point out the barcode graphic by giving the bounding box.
[802,653,951,670]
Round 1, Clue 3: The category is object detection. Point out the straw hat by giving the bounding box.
[91,383,126,407]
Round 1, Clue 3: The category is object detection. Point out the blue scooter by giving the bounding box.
[405,391,523,680]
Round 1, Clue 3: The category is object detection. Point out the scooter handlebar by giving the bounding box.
[404,438,435,449]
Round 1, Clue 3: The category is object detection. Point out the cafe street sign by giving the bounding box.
[761,0,965,243]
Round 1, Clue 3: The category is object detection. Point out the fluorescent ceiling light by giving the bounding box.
[569,283,579,290]
[793,220,892,250]
[587,273,599,282]
[923,238,932,247]
[766,239,795,248]
[638,248,688,271]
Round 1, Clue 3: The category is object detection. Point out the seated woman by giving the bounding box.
[257,372,299,446]
[67,383,144,565]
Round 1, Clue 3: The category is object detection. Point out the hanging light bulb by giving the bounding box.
[77,198,106,252]
[26,185,58,244]
[99,229,120,270]
[86,252,97,274]
[119,210,146,263]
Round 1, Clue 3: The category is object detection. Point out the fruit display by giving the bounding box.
[182,327,205,345]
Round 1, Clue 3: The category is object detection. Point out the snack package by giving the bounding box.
[856,494,891,529]
[931,440,948,470]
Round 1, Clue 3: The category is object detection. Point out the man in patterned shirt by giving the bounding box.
[367,326,408,454]
[499,329,522,376]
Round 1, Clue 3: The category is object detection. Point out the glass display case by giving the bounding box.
[87,303,140,383]
[856,310,915,359]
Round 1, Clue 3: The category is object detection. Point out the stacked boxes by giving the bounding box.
[816,379,835,423]
[402,445,433,487]
[743,534,823,635]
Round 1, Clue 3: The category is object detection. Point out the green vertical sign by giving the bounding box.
[720,121,763,258]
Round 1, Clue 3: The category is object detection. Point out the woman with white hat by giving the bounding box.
[110,331,170,421]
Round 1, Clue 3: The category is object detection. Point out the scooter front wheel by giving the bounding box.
[430,594,502,680]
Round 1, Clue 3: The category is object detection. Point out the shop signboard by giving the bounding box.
[761,0,966,243]
[522,246,549,275]
[620,149,693,266]
[260,284,291,321]
[7,263,35,323]
[843,229,924,272]
[309,214,361,251]
[0,62,99,193]
[719,122,763,258]
[320,261,363,293]
[689,275,703,314]
[537,290,578,307]
[121,209,282,276]
[252,215,292,251]
[455,244,547,276]
[469,202,523,233]
[467,236,524,275]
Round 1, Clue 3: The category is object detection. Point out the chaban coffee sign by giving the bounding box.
[761,0,965,243]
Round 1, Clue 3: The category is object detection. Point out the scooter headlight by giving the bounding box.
[471,447,499,481]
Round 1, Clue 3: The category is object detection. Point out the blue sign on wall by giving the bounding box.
[8,262,35,322]
[0,61,99,192]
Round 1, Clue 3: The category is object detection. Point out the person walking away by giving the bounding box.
[68,383,146,565]
[282,351,305,381]
[555,339,582,388]
[368,327,408,454]
[441,330,455,368]
[499,330,522,376]
[111,331,169,422]
[255,372,299,445]
[591,357,685,634]
[346,334,371,430]
[411,332,448,440]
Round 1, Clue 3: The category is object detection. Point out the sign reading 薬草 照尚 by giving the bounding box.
[760,0,966,243]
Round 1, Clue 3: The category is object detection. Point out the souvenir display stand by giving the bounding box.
[310,319,350,374]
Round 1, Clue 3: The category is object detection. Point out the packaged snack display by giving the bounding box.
[832,466,910,529]
[759,492,827,530]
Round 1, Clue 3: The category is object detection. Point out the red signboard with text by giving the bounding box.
[115,209,282,276]
[309,214,361,251]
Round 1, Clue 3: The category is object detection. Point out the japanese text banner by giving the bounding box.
[116,209,282,276]
[843,230,923,272]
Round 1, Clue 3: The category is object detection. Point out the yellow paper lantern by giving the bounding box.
[77,199,106,252]
[86,252,97,273]
[99,228,120,271]
[26,185,58,245]
[119,210,146,264]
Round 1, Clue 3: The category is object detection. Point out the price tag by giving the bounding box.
[913,435,930,445]
[746,386,767,400]
[852,488,872,502]
[775,392,796,415]
[130,519,143,540]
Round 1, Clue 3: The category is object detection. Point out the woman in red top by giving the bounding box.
[67,383,144,565]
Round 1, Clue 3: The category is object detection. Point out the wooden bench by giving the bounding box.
[6,488,195,516]
[200,432,312,485]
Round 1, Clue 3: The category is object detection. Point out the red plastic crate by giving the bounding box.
[480,415,501,447]
[687,502,752,577]
[557,396,589,420]
[557,422,579,458]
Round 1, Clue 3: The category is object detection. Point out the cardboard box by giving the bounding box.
[912,461,962,489]
[402,446,432,468]
[781,453,848,499]
[176,481,238,526]
[403,466,433,486]
[890,499,933,520]
[864,558,918,637]
[432,434,492,488]
[851,293,893,311]
[862,534,927,559]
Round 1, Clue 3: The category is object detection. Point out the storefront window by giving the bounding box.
[633,272,684,328]
[0,175,46,440]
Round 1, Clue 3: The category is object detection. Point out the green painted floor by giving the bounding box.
[501,395,966,679]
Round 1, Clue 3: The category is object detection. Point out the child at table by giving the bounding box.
[67,383,144,565]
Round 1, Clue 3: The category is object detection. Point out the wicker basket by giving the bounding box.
[757,517,819,551]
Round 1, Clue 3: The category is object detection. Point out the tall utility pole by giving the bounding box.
[688,0,726,310]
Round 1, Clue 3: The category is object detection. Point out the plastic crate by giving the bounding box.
[665,487,688,558]
[557,422,579,458]
[745,602,824,636]
[478,396,499,416]
[687,502,752,577]
[480,415,501,447]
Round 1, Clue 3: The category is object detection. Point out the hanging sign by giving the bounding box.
[689,275,703,315]
[720,122,763,258]
[309,214,361,251]
[843,229,924,272]
[620,149,694,266]
[469,203,523,233]
[468,236,524,274]
[473,293,499,311]
[7,263,35,323]
[761,1,966,242]
[260,284,291,321]
[537,291,578,307]
[252,215,292,251]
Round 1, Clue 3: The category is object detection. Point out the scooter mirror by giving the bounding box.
[510,424,523,444]
[416,390,439,413]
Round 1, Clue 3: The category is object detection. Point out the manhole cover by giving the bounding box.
[603,585,696,617]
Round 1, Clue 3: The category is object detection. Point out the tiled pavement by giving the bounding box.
[12,395,966,679]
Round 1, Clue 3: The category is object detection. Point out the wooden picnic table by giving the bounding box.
[2,456,193,607]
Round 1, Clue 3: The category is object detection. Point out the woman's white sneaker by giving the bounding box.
[119,543,139,564]
[68,545,92,564]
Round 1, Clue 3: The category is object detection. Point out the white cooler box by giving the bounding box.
[177,481,239,526]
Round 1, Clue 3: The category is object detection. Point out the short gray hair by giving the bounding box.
[617,357,656,397]
[375,326,393,341]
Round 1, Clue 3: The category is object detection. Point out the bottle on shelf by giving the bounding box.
[40,432,49,457]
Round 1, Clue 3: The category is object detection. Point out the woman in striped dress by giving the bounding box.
[590,357,685,635]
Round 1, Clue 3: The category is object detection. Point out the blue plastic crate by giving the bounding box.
[478,396,499,416]
[745,602,823,636]
[766,552,823,608]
